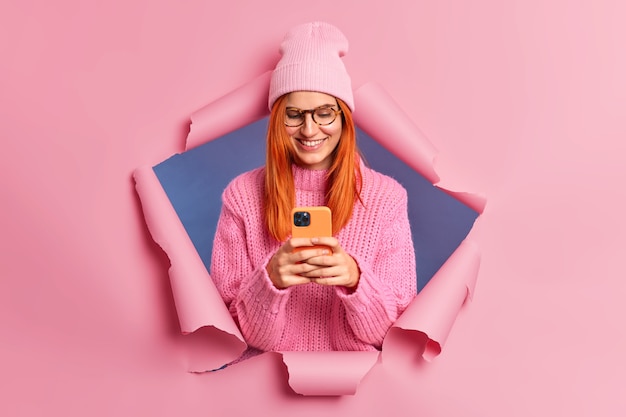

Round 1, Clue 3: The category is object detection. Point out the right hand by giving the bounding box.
[266,238,331,289]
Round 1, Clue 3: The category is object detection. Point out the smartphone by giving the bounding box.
[291,206,332,254]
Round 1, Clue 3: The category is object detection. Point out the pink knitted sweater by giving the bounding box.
[210,163,417,352]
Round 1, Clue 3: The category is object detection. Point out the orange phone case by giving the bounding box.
[291,206,332,253]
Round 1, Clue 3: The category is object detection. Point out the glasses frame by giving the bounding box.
[284,106,342,127]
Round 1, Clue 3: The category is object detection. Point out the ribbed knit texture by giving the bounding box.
[210,163,417,352]
[268,22,354,111]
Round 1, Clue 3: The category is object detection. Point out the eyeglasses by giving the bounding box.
[284,106,342,127]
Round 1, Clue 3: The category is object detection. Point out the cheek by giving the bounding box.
[323,125,342,141]
[284,126,297,137]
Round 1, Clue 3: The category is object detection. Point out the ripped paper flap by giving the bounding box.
[281,351,380,396]
[383,239,480,362]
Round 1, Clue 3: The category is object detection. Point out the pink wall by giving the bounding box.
[1,1,625,415]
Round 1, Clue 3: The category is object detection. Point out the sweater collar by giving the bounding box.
[292,164,328,191]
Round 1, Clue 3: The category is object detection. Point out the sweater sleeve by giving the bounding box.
[210,185,291,352]
[335,184,417,348]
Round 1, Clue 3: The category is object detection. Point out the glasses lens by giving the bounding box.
[285,108,304,127]
[284,107,339,127]
[313,107,337,126]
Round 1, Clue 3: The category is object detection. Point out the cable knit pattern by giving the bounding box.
[210,163,417,352]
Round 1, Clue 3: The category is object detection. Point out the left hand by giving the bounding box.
[297,237,360,289]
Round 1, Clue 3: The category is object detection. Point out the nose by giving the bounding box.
[300,113,318,137]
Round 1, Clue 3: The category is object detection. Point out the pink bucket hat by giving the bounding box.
[268,21,354,111]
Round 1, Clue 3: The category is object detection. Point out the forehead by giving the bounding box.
[285,91,338,108]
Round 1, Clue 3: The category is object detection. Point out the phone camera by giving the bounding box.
[293,211,311,227]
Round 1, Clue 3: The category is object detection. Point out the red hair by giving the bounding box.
[264,95,362,241]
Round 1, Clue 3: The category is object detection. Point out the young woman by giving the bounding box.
[210,22,416,352]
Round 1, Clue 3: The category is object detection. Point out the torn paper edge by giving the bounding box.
[185,71,272,151]
[382,238,481,362]
[281,351,380,396]
[353,82,487,213]
[134,74,485,395]
[133,166,247,369]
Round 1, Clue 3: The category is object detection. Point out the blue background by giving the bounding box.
[153,118,479,291]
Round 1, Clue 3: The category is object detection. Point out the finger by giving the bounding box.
[311,236,340,250]
[310,275,350,287]
[277,238,311,256]
[303,265,343,279]
[281,276,313,288]
[269,267,311,289]
[302,253,335,267]
[297,266,331,278]
[289,237,320,249]
[291,247,331,264]
[291,261,326,276]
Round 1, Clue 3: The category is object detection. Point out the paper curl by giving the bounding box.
[134,167,246,370]
[281,351,380,396]
[186,71,271,150]
[383,239,480,362]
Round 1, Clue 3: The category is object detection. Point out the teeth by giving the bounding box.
[300,139,324,147]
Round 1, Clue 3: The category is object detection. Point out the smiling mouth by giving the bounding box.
[297,138,326,147]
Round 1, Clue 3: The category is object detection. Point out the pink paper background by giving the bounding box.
[1,1,625,415]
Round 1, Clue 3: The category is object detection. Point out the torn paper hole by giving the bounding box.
[134,73,484,396]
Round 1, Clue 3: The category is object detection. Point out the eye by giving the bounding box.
[315,108,334,119]
[286,109,303,120]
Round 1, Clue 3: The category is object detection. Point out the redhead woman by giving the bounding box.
[210,22,416,353]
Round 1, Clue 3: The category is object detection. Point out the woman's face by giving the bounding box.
[284,91,342,171]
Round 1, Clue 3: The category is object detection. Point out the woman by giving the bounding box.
[210,22,416,352]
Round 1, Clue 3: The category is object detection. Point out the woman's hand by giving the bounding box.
[266,238,331,289]
[266,237,360,289]
[300,237,360,289]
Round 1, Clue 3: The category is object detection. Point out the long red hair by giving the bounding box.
[264,94,362,241]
